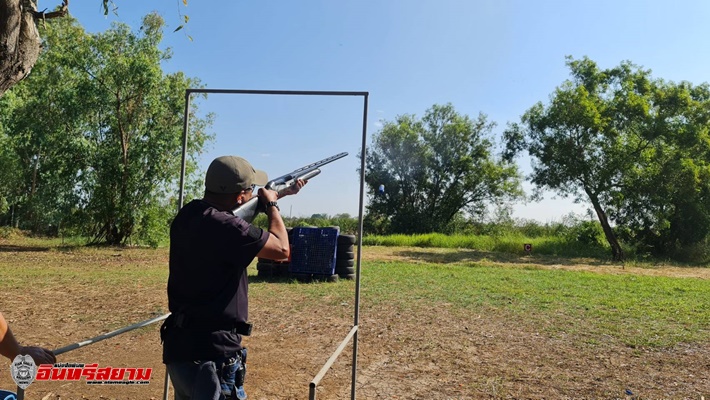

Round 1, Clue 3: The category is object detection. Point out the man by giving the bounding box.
[162,155,305,400]
[0,312,56,365]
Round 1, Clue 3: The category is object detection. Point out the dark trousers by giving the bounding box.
[167,352,246,400]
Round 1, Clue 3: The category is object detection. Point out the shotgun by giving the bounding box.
[232,152,348,222]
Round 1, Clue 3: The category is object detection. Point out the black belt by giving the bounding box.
[171,313,253,336]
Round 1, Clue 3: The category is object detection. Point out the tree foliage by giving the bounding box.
[612,80,710,260]
[365,104,522,234]
[0,13,212,245]
[505,56,710,262]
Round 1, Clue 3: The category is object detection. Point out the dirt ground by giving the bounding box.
[0,241,708,399]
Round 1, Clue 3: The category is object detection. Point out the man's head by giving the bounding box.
[205,156,268,194]
[204,156,268,209]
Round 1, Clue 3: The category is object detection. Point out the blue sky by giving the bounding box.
[67,0,710,222]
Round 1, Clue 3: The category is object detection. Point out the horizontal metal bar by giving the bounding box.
[186,89,368,97]
[54,313,170,356]
[17,313,171,400]
[309,325,359,400]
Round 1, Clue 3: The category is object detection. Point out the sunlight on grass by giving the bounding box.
[2,237,708,350]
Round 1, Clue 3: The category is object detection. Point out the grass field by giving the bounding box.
[0,236,708,399]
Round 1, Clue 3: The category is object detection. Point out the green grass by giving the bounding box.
[1,236,708,350]
[362,232,610,258]
[358,260,710,348]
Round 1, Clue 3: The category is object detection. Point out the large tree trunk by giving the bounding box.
[586,188,625,261]
[0,0,41,96]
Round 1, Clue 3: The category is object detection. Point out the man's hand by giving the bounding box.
[278,179,307,198]
[20,346,56,365]
[257,187,279,205]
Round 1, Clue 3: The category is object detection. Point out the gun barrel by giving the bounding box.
[300,169,321,181]
[232,151,348,221]
[288,152,348,176]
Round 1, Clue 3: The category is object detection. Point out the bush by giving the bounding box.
[0,226,24,239]
[569,220,605,247]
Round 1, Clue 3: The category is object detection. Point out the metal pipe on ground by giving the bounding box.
[309,325,359,400]
[16,313,170,400]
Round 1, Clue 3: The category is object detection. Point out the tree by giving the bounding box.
[504,56,710,261]
[0,0,188,96]
[0,0,68,96]
[365,103,522,234]
[611,80,710,260]
[1,13,212,244]
[0,15,89,233]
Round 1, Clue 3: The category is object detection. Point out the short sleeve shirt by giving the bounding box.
[163,199,268,363]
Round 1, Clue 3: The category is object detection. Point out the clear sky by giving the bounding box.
[66,0,710,222]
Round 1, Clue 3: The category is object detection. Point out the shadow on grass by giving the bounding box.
[0,243,84,253]
[250,273,348,284]
[0,244,52,252]
[393,248,611,267]
[249,274,295,284]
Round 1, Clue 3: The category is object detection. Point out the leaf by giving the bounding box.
[187,35,193,42]
[184,15,189,23]
[102,0,109,15]
[173,25,183,33]
[183,0,188,6]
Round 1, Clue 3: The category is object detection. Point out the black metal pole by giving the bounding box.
[178,90,191,211]
[352,92,369,400]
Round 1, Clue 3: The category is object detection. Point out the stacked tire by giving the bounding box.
[336,234,356,280]
[256,257,290,278]
[257,227,293,279]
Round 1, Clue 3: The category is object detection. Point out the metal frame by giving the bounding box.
[15,88,368,400]
[178,89,369,400]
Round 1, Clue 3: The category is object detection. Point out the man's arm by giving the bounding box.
[0,312,56,364]
[257,179,306,260]
[0,312,22,360]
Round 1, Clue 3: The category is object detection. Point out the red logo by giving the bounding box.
[35,363,152,385]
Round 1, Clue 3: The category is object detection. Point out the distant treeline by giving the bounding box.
[1,15,707,263]
[253,213,708,264]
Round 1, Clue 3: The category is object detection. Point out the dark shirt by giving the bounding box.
[163,199,268,363]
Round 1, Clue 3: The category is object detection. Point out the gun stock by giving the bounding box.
[232,152,348,222]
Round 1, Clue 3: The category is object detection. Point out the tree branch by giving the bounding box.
[32,0,68,20]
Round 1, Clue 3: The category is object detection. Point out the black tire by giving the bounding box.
[256,264,274,272]
[336,244,355,253]
[313,274,339,283]
[336,250,355,260]
[290,272,312,282]
[272,264,289,276]
[339,273,356,280]
[336,266,355,275]
[257,269,273,278]
[337,234,356,245]
[336,259,354,268]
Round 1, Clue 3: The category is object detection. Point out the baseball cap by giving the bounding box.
[205,156,268,194]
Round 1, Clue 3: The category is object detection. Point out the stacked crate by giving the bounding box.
[256,227,357,282]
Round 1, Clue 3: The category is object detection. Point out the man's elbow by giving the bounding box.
[278,244,290,259]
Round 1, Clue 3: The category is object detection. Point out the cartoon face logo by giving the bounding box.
[10,355,36,390]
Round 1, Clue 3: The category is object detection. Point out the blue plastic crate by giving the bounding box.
[289,227,338,275]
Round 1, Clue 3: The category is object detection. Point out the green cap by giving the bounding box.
[205,156,268,194]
